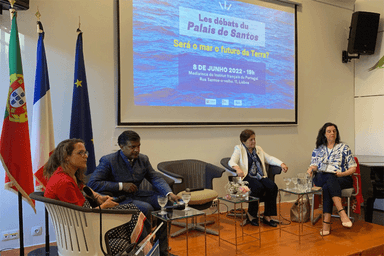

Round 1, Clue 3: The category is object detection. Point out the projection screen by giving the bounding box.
[118,0,298,126]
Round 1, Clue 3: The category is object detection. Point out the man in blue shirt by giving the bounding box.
[88,130,179,256]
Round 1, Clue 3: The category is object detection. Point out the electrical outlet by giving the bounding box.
[2,229,19,241]
[1,232,10,241]
[9,230,19,240]
[31,226,42,236]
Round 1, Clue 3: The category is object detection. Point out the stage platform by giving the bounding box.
[168,203,384,256]
[2,203,384,256]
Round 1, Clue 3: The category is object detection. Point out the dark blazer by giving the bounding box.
[87,151,172,199]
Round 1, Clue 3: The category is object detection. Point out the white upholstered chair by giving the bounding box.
[30,192,139,256]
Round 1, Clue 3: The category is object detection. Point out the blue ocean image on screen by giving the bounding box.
[131,0,295,109]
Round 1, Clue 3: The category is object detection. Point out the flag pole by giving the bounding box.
[8,1,26,255]
[10,9,24,256]
[28,8,58,256]
[1,0,36,253]
[19,192,25,256]
[70,25,97,176]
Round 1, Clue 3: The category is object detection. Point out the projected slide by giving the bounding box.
[131,0,295,109]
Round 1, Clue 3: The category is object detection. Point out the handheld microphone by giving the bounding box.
[83,186,99,208]
[83,186,94,197]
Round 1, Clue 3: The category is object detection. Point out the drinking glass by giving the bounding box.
[297,173,307,192]
[291,177,298,191]
[297,178,305,192]
[182,191,192,211]
[306,173,312,191]
[157,195,168,215]
[283,177,291,190]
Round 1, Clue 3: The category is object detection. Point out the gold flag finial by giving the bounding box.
[9,0,16,20]
[9,0,15,8]
[35,7,41,21]
[35,7,43,34]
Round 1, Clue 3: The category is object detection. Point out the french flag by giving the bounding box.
[31,22,55,190]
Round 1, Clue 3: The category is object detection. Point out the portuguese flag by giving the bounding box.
[0,9,35,212]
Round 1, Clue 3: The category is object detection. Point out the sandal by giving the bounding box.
[320,221,331,236]
[338,209,352,228]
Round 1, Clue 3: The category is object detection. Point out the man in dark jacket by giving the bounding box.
[88,130,179,256]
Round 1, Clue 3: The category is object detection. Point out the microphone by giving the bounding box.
[83,186,94,197]
[83,186,99,208]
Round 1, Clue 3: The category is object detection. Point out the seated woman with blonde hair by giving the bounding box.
[44,138,148,255]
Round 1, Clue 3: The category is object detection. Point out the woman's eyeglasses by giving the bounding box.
[77,151,89,157]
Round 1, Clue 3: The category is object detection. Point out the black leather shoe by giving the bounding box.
[270,219,279,225]
[248,218,259,226]
[262,218,277,227]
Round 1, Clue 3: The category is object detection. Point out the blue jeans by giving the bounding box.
[313,172,353,214]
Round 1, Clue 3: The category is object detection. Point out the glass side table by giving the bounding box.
[278,188,323,244]
[217,196,260,252]
[151,208,207,256]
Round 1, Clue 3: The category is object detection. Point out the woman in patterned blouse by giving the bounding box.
[307,122,357,236]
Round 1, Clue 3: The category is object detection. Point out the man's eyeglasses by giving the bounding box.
[77,151,89,157]
[124,144,140,150]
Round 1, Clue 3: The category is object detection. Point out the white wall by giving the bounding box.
[0,0,356,250]
[355,0,384,155]
[354,0,384,210]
